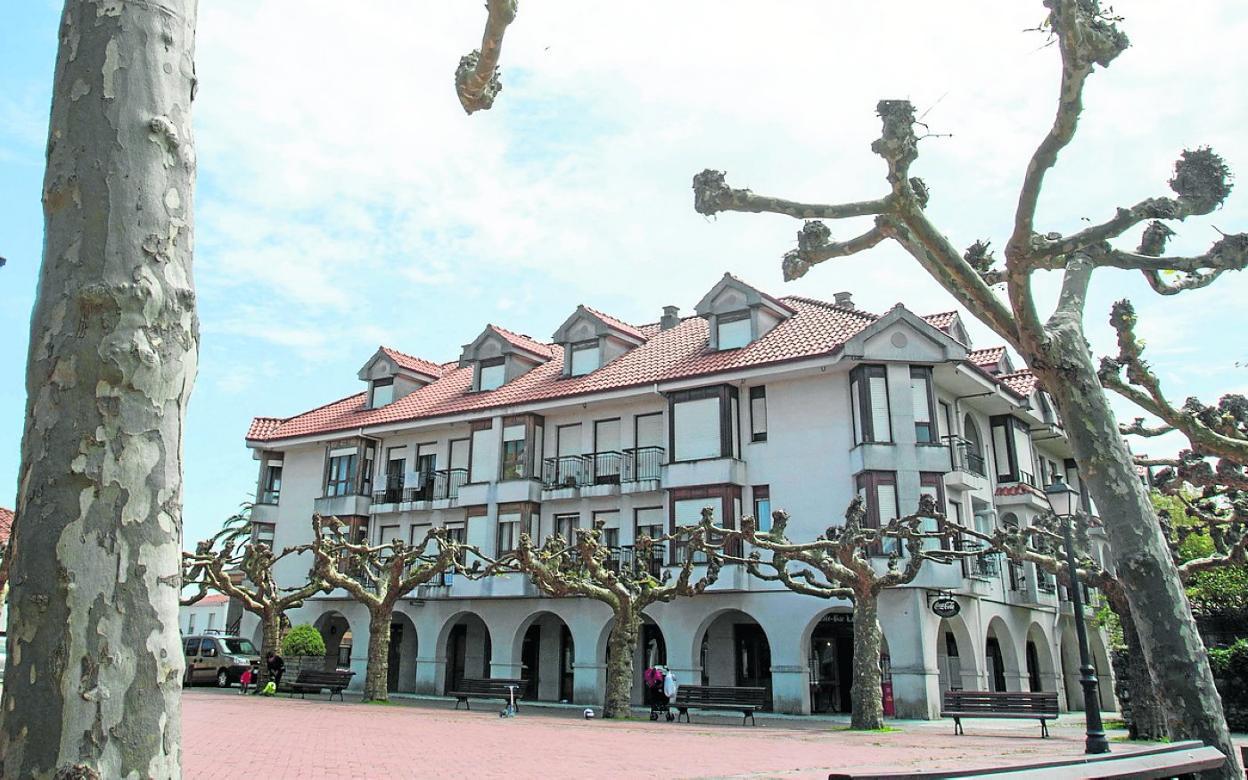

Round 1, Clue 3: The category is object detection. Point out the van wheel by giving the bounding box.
[217,669,230,688]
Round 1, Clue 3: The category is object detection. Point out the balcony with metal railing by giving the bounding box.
[956,539,1000,579]
[541,447,667,497]
[944,436,989,491]
[432,469,468,503]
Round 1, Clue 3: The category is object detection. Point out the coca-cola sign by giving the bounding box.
[931,597,960,618]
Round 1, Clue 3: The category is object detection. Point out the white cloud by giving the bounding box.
[188,0,1248,460]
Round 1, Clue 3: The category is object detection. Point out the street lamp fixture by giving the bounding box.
[1044,476,1110,755]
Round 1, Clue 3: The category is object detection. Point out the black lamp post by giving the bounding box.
[1044,476,1110,755]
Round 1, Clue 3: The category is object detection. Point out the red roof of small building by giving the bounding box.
[192,594,230,606]
[247,294,1030,444]
[968,347,1006,367]
[995,483,1045,498]
[0,508,12,545]
[379,347,443,379]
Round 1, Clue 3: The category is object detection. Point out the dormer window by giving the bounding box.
[478,358,505,391]
[570,340,600,376]
[695,273,795,351]
[716,312,751,350]
[369,378,394,408]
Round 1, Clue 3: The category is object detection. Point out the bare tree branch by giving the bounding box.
[455,0,519,114]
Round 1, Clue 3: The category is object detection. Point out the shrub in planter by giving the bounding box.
[280,624,329,688]
[282,624,326,657]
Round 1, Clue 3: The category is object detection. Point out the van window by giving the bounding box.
[199,640,218,658]
[185,638,201,656]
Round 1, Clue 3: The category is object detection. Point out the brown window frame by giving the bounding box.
[850,365,892,444]
[668,385,739,462]
[910,366,938,444]
[748,385,768,443]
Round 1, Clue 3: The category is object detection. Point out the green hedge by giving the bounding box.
[281,624,326,657]
[1208,639,1248,732]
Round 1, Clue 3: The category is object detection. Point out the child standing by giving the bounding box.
[239,663,255,695]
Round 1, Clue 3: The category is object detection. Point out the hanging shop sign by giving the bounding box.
[930,597,961,618]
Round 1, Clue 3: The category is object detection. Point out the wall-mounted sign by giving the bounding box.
[931,597,960,618]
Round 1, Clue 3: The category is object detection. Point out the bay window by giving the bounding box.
[325,448,357,497]
[496,503,537,555]
[670,485,740,562]
[850,365,892,444]
[856,471,899,555]
[669,385,739,461]
[501,423,527,480]
[469,420,494,483]
[990,415,1036,485]
[259,457,283,504]
[752,485,771,532]
[918,473,946,551]
[634,506,664,542]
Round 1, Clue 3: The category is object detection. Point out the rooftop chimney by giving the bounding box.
[833,291,854,310]
[660,305,681,331]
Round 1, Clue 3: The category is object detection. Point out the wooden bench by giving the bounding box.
[447,678,527,710]
[826,740,1225,779]
[674,685,768,725]
[287,669,355,701]
[941,690,1059,737]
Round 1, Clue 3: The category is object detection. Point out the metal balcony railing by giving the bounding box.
[373,485,405,504]
[431,469,468,501]
[625,446,664,482]
[402,472,436,503]
[590,451,623,485]
[1036,575,1057,594]
[543,447,667,489]
[258,490,281,505]
[956,539,1000,578]
[944,436,987,477]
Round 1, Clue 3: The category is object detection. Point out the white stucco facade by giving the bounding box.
[241,278,1116,718]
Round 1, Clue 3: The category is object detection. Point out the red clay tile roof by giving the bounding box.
[995,483,1045,497]
[248,296,877,443]
[968,347,1006,367]
[487,324,555,360]
[922,311,959,331]
[0,508,12,545]
[581,305,645,342]
[379,347,443,379]
[998,370,1040,396]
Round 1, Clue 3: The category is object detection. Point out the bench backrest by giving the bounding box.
[454,677,529,697]
[295,669,354,685]
[675,685,768,708]
[942,690,1059,716]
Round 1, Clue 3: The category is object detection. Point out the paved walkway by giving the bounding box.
[181,689,1235,779]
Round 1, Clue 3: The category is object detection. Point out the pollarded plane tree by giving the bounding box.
[5,1,519,775]
[690,1,1243,769]
[310,514,467,702]
[511,512,721,718]
[698,496,960,730]
[181,507,329,687]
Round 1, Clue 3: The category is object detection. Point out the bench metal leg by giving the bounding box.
[743,710,756,726]
[954,717,963,736]
[1040,719,1049,738]
[676,708,690,723]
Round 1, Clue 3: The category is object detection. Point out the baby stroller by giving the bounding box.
[644,665,676,722]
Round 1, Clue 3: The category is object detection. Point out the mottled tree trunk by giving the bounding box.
[1,1,198,778]
[1042,324,1237,775]
[850,590,885,729]
[363,606,393,702]
[1116,605,1168,741]
[256,607,283,688]
[603,606,640,718]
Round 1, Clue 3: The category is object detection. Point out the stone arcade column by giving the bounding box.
[879,589,940,718]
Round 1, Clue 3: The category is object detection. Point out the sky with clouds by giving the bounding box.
[2,1,1247,546]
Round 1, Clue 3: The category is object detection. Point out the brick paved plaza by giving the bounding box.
[181,689,1246,779]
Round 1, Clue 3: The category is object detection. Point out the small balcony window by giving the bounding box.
[570,341,600,376]
[910,367,936,443]
[717,313,751,350]
[749,386,767,442]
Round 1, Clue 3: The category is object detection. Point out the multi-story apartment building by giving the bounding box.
[241,274,1116,718]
